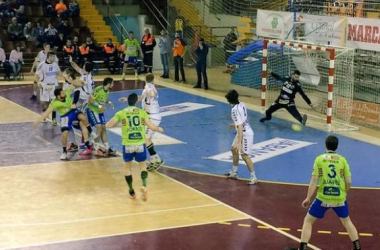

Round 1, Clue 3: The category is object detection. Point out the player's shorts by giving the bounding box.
[40,84,56,102]
[308,199,349,219]
[71,120,81,131]
[60,109,82,132]
[124,56,137,65]
[145,114,161,140]
[232,132,254,155]
[122,144,147,162]
[86,109,105,126]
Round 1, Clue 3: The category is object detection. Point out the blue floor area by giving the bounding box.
[105,88,380,188]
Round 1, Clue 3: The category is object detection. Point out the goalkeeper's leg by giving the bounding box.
[260,102,284,122]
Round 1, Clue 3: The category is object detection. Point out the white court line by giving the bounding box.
[156,170,322,250]
[0,203,222,227]
[34,135,52,145]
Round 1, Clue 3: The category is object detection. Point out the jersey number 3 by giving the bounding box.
[328,164,337,178]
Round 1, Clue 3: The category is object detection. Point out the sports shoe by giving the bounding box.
[67,143,79,152]
[94,149,105,157]
[247,176,258,185]
[30,94,37,100]
[107,147,117,156]
[146,162,154,171]
[140,186,148,202]
[79,148,92,156]
[225,170,238,179]
[52,119,58,126]
[129,189,136,199]
[60,153,68,160]
[302,114,308,126]
[260,117,266,123]
[152,160,164,171]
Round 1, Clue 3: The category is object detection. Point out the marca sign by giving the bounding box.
[346,17,380,51]
[206,137,315,164]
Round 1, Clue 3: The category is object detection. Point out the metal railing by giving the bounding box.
[141,0,170,32]
[105,2,129,42]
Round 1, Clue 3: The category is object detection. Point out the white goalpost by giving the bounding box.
[261,39,358,132]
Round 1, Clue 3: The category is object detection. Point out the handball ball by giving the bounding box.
[292,123,303,132]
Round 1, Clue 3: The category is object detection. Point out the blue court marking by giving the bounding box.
[104,88,380,188]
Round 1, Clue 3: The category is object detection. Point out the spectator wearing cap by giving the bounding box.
[193,38,209,90]
[9,44,23,80]
[8,17,24,40]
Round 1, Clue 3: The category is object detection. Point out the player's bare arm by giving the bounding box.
[302,175,319,208]
[69,56,82,74]
[144,118,164,133]
[106,118,118,128]
[30,58,39,74]
[345,175,352,192]
[233,124,243,153]
[35,108,53,126]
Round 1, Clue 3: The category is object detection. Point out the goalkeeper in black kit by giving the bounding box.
[260,70,313,126]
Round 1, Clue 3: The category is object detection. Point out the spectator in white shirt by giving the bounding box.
[9,44,23,80]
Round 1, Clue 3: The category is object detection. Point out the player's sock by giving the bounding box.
[141,171,148,186]
[104,142,109,151]
[86,125,92,134]
[147,144,156,156]
[52,111,56,120]
[63,147,67,153]
[33,91,37,95]
[85,141,91,149]
[232,165,238,172]
[299,242,307,250]
[125,175,133,191]
[250,171,256,178]
[352,240,361,250]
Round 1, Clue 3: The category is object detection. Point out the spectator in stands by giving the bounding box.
[69,0,80,17]
[86,37,97,60]
[0,43,11,80]
[35,22,45,47]
[8,17,24,41]
[55,0,69,18]
[72,36,80,63]
[223,28,237,63]
[41,0,56,17]
[9,44,23,80]
[79,42,89,65]
[56,19,70,39]
[54,32,65,51]
[141,28,156,73]
[24,22,38,43]
[45,23,58,45]
[173,31,186,83]
[63,39,74,66]
[15,4,26,25]
[0,0,10,18]
[158,30,170,78]
[8,0,20,17]
[103,38,119,74]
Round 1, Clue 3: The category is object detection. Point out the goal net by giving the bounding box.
[261,39,357,132]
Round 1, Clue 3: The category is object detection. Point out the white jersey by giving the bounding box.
[141,83,160,115]
[37,61,60,86]
[80,70,94,96]
[231,102,253,135]
[74,87,90,112]
[36,51,59,64]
